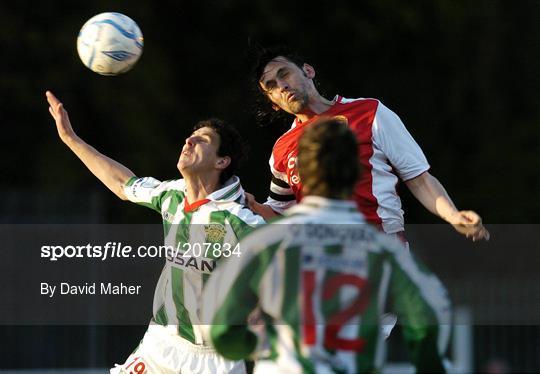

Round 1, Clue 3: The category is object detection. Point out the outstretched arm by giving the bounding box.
[405,171,490,241]
[46,91,135,200]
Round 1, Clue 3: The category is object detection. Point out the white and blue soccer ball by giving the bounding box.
[77,12,143,76]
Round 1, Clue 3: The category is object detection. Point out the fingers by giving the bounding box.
[45,90,59,107]
[467,224,490,242]
[45,90,66,116]
[453,210,490,241]
[46,91,59,117]
[458,210,481,225]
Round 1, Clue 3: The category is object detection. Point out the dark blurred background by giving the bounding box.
[0,0,538,372]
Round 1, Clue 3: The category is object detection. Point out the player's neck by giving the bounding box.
[184,174,220,202]
[296,95,335,123]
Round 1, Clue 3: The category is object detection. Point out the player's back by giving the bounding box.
[252,197,398,373]
[207,196,448,373]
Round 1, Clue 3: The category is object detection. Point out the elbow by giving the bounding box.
[211,326,257,361]
[405,171,430,187]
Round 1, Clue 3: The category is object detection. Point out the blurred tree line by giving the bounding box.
[0,0,538,223]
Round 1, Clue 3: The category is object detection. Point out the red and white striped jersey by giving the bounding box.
[265,96,429,234]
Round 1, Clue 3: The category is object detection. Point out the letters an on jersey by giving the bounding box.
[124,175,264,345]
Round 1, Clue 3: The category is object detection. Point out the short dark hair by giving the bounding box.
[250,45,307,126]
[297,118,360,198]
[193,118,247,184]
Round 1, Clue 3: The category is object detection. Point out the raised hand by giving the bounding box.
[46,90,77,143]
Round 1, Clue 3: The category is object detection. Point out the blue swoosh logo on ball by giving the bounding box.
[92,19,139,41]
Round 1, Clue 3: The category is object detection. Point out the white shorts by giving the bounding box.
[110,324,246,374]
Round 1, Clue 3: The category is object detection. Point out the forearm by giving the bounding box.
[245,193,280,220]
[405,172,489,240]
[64,136,135,200]
[405,172,460,224]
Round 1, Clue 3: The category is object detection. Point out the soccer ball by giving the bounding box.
[77,12,143,76]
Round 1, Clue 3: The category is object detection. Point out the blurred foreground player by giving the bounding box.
[204,118,451,373]
[46,91,263,373]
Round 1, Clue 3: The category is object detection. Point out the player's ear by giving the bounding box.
[216,156,231,170]
[303,63,315,79]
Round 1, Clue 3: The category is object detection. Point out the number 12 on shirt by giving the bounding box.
[302,270,370,352]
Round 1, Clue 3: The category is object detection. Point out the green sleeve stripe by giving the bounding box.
[357,252,385,372]
[125,176,138,187]
[211,242,282,360]
[389,252,445,372]
[134,201,161,212]
[281,247,300,326]
[132,186,168,213]
[282,247,316,372]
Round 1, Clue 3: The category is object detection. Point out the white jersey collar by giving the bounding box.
[287,195,359,213]
[200,175,244,203]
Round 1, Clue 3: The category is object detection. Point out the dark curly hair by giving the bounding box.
[193,118,247,184]
[297,117,360,198]
[249,45,308,126]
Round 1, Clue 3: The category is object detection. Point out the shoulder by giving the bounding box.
[338,96,380,111]
[154,179,186,197]
[224,202,266,225]
[239,214,303,254]
[162,178,185,190]
[272,119,301,150]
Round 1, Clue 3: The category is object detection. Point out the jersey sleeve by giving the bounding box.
[123,176,175,213]
[264,175,297,214]
[386,242,451,372]
[203,236,266,360]
[372,102,430,181]
[204,227,284,360]
[225,204,266,241]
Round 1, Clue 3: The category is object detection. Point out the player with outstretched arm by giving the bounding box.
[247,46,489,242]
[204,118,451,373]
[46,91,263,373]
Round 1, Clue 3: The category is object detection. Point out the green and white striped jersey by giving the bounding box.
[124,175,264,345]
[205,196,451,373]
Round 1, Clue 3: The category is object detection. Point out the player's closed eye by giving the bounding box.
[264,81,277,92]
[278,70,290,79]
